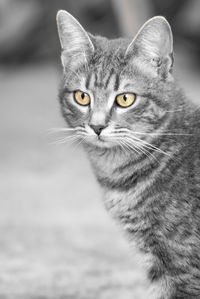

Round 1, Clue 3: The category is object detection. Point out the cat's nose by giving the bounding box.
[90,125,106,136]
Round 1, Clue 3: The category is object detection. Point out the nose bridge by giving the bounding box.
[89,89,110,126]
[89,107,107,126]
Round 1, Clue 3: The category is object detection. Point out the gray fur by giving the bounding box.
[57,10,200,299]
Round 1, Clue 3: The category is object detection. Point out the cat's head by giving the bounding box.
[56,10,174,149]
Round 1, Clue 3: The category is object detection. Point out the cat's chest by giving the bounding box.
[103,189,168,299]
[90,149,131,178]
[102,187,157,269]
[103,188,152,245]
[90,153,169,298]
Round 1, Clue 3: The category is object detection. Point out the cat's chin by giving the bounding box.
[84,136,118,149]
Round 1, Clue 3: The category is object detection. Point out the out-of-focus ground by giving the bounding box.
[0,57,200,299]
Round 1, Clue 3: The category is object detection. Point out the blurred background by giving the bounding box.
[1,0,200,298]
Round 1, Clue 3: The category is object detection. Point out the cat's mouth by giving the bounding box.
[83,125,119,148]
[85,134,118,149]
[97,135,105,142]
[88,134,106,145]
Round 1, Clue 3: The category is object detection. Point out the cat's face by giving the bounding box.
[57,11,174,150]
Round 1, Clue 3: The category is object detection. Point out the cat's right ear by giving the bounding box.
[56,10,94,69]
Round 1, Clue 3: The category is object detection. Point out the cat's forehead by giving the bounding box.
[64,36,153,94]
[83,40,129,91]
[90,36,130,68]
[84,70,119,94]
[91,36,130,54]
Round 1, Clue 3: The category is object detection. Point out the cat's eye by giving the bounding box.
[116,93,136,108]
[74,90,90,106]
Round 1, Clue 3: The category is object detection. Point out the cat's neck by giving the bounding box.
[86,145,137,178]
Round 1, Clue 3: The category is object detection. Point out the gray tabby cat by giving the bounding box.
[56,10,200,299]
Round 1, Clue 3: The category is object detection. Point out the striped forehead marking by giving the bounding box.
[85,69,120,91]
[104,68,114,88]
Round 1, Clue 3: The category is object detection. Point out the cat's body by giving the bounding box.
[89,109,200,299]
[56,11,200,298]
[88,96,200,299]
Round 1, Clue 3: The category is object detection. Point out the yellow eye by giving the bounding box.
[74,90,90,106]
[116,93,136,108]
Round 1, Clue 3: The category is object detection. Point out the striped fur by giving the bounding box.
[57,11,200,298]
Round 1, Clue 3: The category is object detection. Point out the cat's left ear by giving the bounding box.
[125,16,173,79]
[56,10,94,69]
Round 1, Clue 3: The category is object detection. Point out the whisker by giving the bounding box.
[132,132,191,136]
[115,127,192,136]
[126,134,170,157]
[109,131,160,162]
[118,141,126,153]
[107,133,158,161]
[113,131,167,157]
[125,136,159,152]
[72,135,88,150]
[47,128,76,134]
[118,139,132,155]
[123,138,159,163]
[50,129,88,144]
[50,135,80,145]
[119,138,142,156]
[134,142,158,162]
[47,126,86,136]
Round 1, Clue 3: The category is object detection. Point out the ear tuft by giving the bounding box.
[56,10,94,69]
[126,16,174,77]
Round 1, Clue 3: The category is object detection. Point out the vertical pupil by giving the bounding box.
[81,93,85,100]
[123,95,127,101]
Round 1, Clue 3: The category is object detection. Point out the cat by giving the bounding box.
[56,10,200,299]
